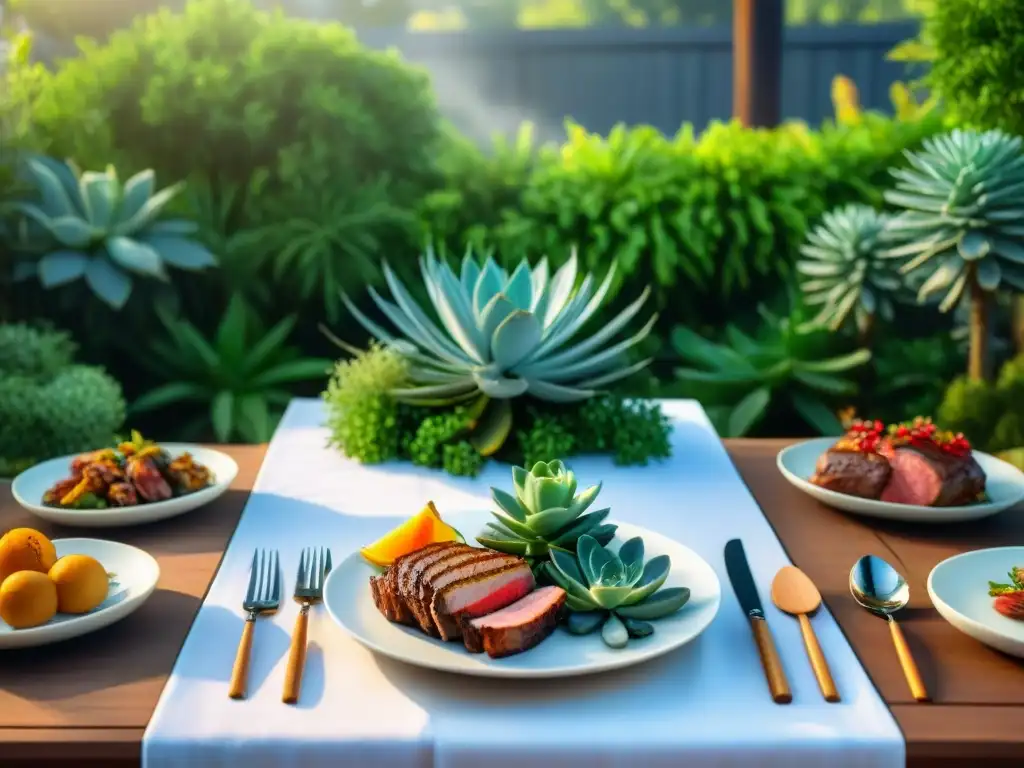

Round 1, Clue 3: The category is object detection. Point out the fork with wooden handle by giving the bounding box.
[283,546,332,705]
[229,549,280,700]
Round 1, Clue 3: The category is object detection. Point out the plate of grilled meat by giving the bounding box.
[777,417,1024,523]
[12,431,237,528]
[324,504,721,679]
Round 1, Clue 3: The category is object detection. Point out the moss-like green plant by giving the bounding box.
[321,345,671,477]
[0,324,125,476]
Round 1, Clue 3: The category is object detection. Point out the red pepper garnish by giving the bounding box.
[840,415,972,456]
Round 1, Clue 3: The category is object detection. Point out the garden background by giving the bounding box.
[1,0,1023,478]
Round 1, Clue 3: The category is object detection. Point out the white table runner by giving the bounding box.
[143,398,904,768]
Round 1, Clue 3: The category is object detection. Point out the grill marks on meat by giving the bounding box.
[461,586,566,658]
[810,437,987,507]
[430,562,535,640]
[370,543,550,656]
[879,442,986,507]
[810,449,891,499]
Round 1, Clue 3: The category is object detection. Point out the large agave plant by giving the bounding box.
[882,129,1024,381]
[341,248,656,406]
[9,155,215,309]
[543,534,690,649]
[798,204,903,337]
[480,460,616,568]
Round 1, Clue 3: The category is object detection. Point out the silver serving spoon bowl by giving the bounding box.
[850,555,930,702]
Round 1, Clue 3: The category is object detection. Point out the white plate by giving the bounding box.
[777,437,1024,523]
[323,510,721,679]
[928,547,1024,658]
[0,538,160,649]
[11,444,238,528]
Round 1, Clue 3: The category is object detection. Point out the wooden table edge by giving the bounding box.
[0,727,143,763]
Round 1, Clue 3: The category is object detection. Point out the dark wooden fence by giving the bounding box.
[355,22,920,143]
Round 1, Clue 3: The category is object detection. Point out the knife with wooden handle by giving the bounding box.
[725,538,792,704]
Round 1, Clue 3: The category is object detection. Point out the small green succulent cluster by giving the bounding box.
[542,534,690,649]
[479,460,615,566]
[0,324,125,477]
[9,154,216,309]
[321,344,671,477]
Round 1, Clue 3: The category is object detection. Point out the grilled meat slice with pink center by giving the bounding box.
[810,448,891,499]
[461,586,566,658]
[431,561,536,641]
[879,440,985,507]
[397,544,475,621]
[411,550,519,635]
[418,552,525,636]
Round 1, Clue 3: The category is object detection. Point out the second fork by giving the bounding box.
[282,546,332,704]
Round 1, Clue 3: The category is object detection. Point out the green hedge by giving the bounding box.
[423,113,944,335]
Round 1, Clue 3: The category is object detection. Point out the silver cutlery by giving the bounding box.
[850,554,929,702]
[283,546,332,704]
[229,548,280,700]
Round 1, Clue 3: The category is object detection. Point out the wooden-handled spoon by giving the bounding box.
[771,566,840,703]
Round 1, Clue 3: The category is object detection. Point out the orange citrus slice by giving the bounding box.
[360,501,462,568]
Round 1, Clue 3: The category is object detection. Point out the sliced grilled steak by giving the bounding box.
[409,552,509,638]
[397,543,475,622]
[418,552,523,636]
[431,561,535,641]
[879,441,986,506]
[384,542,462,624]
[369,574,392,620]
[461,586,566,658]
[403,547,486,634]
[810,448,891,499]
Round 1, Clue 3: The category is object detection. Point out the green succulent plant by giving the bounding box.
[341,248,656,402]
[797,203,903,338]
[542,534,690,649]
[9,154,215,309]
[130,294,332,443]
[672,306,871,437]
[882,129,1024,381]
[478,460,616,567]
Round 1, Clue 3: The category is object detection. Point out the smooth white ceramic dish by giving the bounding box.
[0,538,160,650]
[324,510,721,679]
[11,444,238,528]
[928,547,1024,659]
[777,437,1024,523]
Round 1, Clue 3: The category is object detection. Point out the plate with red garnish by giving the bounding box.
[928,548,1024,658]
[777,417,1024,523]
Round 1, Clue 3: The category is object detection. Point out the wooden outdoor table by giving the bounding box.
[0,441,1022,767]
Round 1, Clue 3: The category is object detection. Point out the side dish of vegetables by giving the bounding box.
[42,431,214,510]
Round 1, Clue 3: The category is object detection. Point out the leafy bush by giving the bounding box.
[0,324,125,476]
[7,0,447,317]
[427,111,943,333]
[925,0,1024,137]
[937,352,1024,452]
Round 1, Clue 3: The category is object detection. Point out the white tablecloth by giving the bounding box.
[143,398,904,768]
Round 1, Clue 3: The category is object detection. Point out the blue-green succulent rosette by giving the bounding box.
[542,533,691,649]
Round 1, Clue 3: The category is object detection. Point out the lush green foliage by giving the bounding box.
[938,352,1024,452]
[8,0,446,319]
[0,324,125,476]
[131,295,332,443]
[671,305,871,437]
[322,345,670,476]
[426,113,943,331]
[925,0,1024,137]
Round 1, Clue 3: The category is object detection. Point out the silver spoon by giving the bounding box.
[850,555,930,702]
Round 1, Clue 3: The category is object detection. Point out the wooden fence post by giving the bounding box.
[733,0,784,127]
